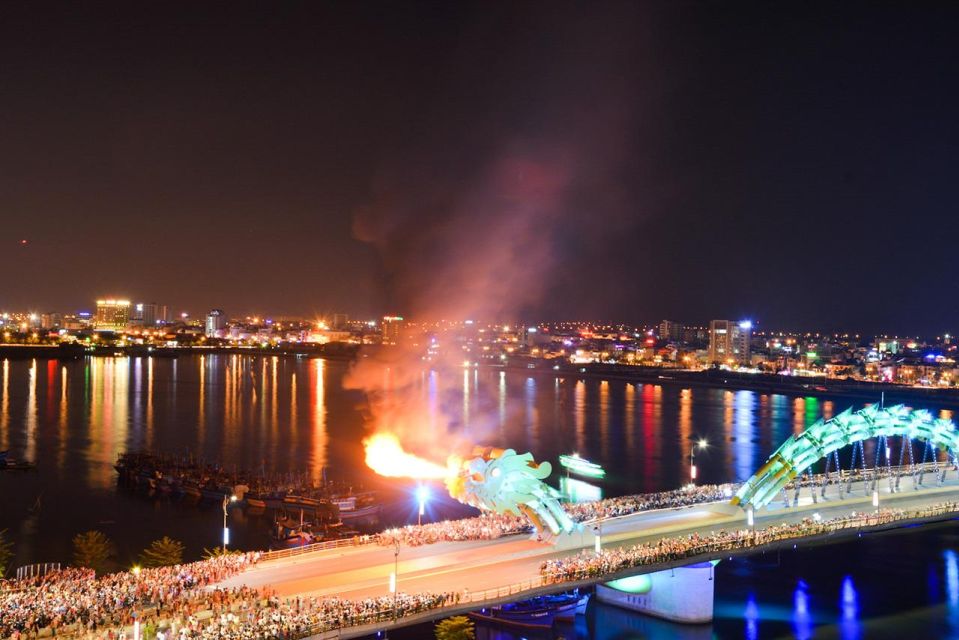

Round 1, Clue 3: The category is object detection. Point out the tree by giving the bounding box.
[71,530,115,575]
[139,536,185,568]
[434,616,475,640]
[0,529,14,578]
[202,546,240,560]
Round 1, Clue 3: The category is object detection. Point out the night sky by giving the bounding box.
[1,2,957,334]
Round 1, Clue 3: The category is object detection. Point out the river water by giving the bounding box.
[0,354,956,638]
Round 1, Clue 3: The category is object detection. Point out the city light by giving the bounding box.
[416,485,430,525]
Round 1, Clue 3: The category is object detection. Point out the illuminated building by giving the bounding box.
[132,302,158,326]
[708,319,752,364]
[205,309,227,337]
[40,313,61,329]
[382,315,404,345]
[659,319,684,342]
[333,313,349,330]
[95,299,131,331]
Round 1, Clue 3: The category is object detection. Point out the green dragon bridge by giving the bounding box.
[732,404,959,511]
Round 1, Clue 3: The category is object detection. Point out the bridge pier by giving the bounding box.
[595,561,718,624]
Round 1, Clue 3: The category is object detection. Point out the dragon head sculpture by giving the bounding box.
[446,446,576,537]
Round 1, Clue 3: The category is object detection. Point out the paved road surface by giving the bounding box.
[218,474,959,602]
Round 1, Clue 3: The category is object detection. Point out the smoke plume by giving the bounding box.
[345,3,653,460]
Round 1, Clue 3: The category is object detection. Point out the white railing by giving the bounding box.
[260,535,376,561]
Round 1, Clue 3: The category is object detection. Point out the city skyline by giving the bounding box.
[0,3,957,333]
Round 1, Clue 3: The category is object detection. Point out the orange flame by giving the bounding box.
[363,432,451,479]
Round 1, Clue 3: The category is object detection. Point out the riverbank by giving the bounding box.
[505,358,959,406]
[0,342,358,361]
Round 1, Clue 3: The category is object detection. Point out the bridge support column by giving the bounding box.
[595,561,718,624]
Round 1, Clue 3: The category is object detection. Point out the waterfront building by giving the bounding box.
[39,313,61,329]
[95,299,131,331]
[382,315,404,345]
[659,319,684,342]
[205,309,227,337]
[708,319,752,365]
[132,302,159,326]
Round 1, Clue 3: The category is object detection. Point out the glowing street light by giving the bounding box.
[416,485,430,526]
[690,438,709,484]
[222,494,238,552]
[390,533,400,624]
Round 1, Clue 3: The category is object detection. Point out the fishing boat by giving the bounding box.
[0,451,36,472]
[245,492,268,509]
[333,492,382,520]
[469,590,588,629]
[558,453,606,479]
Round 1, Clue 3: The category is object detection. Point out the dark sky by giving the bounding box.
[1,2,957,334]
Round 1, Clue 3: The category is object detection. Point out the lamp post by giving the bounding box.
[132,565,142,640]
[222,494,237,553]
[689,438,709,485]
[391,532,400,624]
[416,485,429,527]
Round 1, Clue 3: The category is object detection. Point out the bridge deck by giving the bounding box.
[216,474,959,637]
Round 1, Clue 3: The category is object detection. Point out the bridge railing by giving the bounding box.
[259,535,376,561]
[264,460,955,565]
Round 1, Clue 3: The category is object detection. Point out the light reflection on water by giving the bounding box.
[0,353,957,640]
[0,355,916,541]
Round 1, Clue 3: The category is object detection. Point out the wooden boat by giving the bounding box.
[0,451,36,472]
[338,503,382,520]
[469,591,588,629]
[245,492,268,509]
[283,494,323,509]
[333,491,382,520]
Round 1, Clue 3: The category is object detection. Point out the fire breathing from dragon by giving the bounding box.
[364,434,576,537]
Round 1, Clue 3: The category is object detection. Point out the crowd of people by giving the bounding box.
[372,483,735,547]
[151,591,456,639]
[0,548,459,640]
[540,501,959,583]
[563,484,734,522]
[0,553,259,638]
[5,497,959,639]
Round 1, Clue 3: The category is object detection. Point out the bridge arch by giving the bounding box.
[731,404,959,511]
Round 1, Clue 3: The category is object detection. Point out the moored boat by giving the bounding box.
[468,590,588,629]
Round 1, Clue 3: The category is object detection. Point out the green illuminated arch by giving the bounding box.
[732,404,959,511]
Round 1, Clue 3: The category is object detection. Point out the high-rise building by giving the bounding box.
[132,302,159,326]
[95,299,131,331]
[205,309,227,337]
[333,313,349,330]
[382,316,404,345]
[659,319,684,342]
[709,319,752,364]
[40,313,61,330]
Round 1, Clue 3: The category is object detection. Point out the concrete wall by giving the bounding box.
[596,562,716,623]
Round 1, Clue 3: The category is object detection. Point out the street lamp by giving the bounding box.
[391,532,400,624]
[132,565,142,640]
[222,494,238,552]
[416,485,430,526]
[690,438,709,484]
